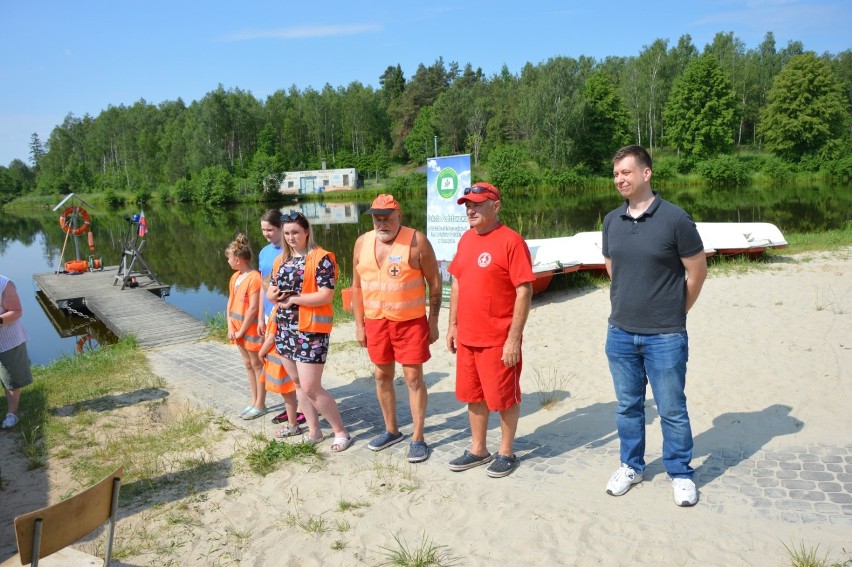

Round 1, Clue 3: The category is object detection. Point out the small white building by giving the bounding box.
[278,166,359,194]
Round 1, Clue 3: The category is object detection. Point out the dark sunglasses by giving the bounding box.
[280,211,305,222]
[463,185,498,198]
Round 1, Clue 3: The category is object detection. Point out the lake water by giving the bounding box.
[2,182,850,365]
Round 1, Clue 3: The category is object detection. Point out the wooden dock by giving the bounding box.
[33,267,210,349]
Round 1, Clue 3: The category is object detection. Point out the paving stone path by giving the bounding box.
[147,341,852,527]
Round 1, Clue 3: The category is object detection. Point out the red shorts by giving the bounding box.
[365,316,431,365]
[455,342,522,412]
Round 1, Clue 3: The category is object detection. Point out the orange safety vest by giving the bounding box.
[271,246,336,334]
[262,309,296,394]
[357,226,426,321]
[227,270,263,350]
[263,349,296,393]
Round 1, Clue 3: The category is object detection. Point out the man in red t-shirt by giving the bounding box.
[446,182,535,478]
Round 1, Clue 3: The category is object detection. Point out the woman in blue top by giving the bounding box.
[258,209,284,328]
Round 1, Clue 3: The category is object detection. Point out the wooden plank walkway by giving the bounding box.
[33,267,210,349]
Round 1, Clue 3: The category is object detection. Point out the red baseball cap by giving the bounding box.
[365,194,402,215]
[457,182,501,204]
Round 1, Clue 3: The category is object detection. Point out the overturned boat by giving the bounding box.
[527,222,787,293]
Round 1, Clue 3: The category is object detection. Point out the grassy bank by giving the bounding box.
[1,336,323,562]
[5,338,223,495]
[782,223,852,253]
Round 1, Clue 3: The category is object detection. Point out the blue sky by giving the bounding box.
[1,0,850,166]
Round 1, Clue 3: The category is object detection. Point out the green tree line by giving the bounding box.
[2,31,850,206]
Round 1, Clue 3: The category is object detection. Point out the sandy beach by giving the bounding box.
[2,248,851,566]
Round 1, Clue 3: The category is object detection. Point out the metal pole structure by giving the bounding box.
[72,212,80,260]
[434,136,438,158]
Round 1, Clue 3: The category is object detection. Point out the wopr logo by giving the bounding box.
[436,168,459,199]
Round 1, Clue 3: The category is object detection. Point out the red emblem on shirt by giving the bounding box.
[386,263,402,278]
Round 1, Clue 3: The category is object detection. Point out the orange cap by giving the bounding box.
[365,194,401,215]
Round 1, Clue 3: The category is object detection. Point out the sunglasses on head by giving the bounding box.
[463,185,498,198]
[280,211,304,222]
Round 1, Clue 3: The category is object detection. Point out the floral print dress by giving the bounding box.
[272,253,335,364]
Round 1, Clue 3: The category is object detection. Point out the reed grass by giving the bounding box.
[333,269,354,323]
[378,533,455,567]
[531,366,573,409]
[203,310,228,342]
[364,457,420,494]
[782,540,852,567]
[244,435,323,476]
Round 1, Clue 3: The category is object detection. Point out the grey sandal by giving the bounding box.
[273,424,303,439]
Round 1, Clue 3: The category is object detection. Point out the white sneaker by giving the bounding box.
[672,478,698,507]
[2,413,19,428]
[606,464,643,496]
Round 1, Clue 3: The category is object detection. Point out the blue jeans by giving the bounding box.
[605,324,694,478]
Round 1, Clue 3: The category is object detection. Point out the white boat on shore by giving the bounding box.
[695,222,788,255]
[527,222,787,293]
[526,233,605,293]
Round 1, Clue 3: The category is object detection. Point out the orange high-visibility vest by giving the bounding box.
[271,246,336,334]
[262,308,296,394]
[227,270,263,350]
[263,349,295,393]
[357,226,426,321]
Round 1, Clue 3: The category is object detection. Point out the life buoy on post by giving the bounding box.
[59,206,91,236]
[76,333,95,354]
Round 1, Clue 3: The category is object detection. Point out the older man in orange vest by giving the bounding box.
[352,194,442,463]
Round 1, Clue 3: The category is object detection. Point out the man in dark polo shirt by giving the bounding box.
[601,145,707,507]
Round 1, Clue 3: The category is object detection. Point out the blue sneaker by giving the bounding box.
[407,441,429,463]
[368,431,404,451]
[485,454,518,478]
[2,413,19,429]
[448,450,492,471]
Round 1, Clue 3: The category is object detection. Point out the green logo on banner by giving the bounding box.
[436,168,459,199]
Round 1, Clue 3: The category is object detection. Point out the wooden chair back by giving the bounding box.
[13,466,123,567]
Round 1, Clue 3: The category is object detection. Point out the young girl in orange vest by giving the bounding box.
[258,305,301,438]
[225,234,265,419]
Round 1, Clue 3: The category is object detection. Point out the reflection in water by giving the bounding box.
[2,182,850,364]
[34,290,118,359]
[296,202,361,225]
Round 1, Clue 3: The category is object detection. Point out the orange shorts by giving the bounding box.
[455,342,522,412]
[365,316,431,365]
